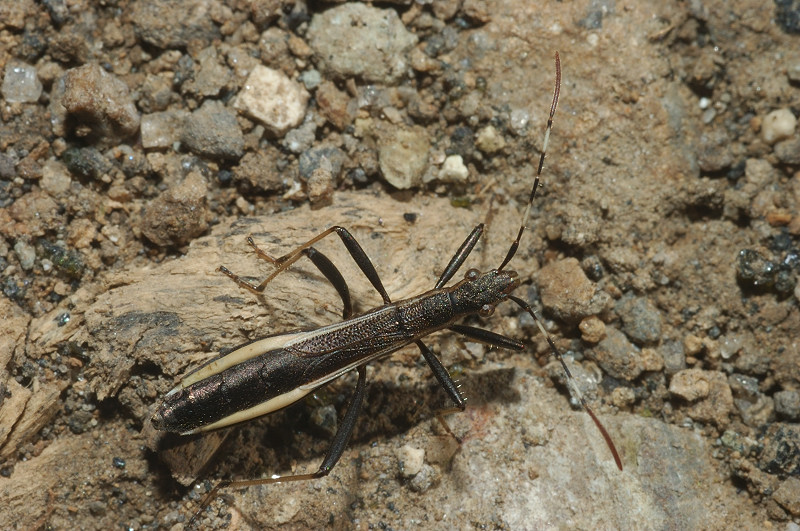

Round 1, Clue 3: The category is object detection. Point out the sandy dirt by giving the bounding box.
[1,0,799,529]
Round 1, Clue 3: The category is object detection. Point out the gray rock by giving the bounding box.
[774,137,800,165]
[299,146,346,182]
[307,4,418,84]
[774,390,800,420]
[181,100,244,161]
[615,295,663,346]
[590,326,644,381]
[661,339,687,375]
[130,0,220,49]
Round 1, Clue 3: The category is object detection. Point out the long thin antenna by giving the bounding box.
[499,52,561,272]
[509,296,623,470]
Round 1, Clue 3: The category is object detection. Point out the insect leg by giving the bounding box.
[415,340,469,441]
[189,366,368,526]
[220,246,354,319]
[221,227,391,304]
[448,324,525,351]
[434,224,485,289]
[420,327,525,440]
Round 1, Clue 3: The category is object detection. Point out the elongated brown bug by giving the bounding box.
[152,52,621,524]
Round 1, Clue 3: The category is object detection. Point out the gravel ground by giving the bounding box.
[1,0,799,529]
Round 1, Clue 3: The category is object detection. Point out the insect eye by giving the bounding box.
[465,268,480,280]
[479,304,495,317]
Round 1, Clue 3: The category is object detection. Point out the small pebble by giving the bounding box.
[181,100,244,160]
[736,249,775,288]
[579,315,606,343]
[640,348,665,372]
[774,390,800,420]
[1,62,42,103]
[140,110,189,149]
[475,125,506,154]
[13,241,36,270]
[774,137,800,164]
[40,160,71,196]
[611,386,636,408]
[438,154,469,182]
[315,81,352,130]
[298,146,346,181]
[735,394,774,428]
[283,121,318,155]
[509,108,530,135]
[60,63,140,144]
[660,339,687,375]
[408,464,436,493]
[307,4,417,84]
[130,0,219,49]
[140,172,209,247]
[299,69,321,90]
[758,423,800,476]
[670,369,710,401]
[615,295,663,346]
[773,477,800,516]
[397,445,425,478]
[378,127,430,189]
[728,373,760,400]
[537,258,608,322]
[669,368,733,427]
[761,108,797,144]
[234,65,309,136]
[590,327,644,381]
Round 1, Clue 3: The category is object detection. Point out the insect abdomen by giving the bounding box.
[152,347,305,433]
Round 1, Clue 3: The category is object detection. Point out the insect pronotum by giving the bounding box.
[151,52,622,524]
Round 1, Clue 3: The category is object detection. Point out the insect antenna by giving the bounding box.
[498,51,561,272]
[498,53,622,470]
[510,296,623,470]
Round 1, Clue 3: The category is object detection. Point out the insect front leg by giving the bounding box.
[415,339,470,441]
[434,223,484,289]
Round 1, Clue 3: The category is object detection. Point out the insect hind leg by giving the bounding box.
[188,366,368,527]
[220,227,392,308]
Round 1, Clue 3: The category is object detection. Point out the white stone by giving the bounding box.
[396,445,424,478]
[234,65,309,136]
[762,108,797,144]
[2,63,42,103]
[438,154,469,182]
[140,110,189,149]
[13,241,35,270]
[476,125,506,154]
[378,128,429,189]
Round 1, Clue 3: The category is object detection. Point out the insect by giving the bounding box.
[151,52,622,524]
